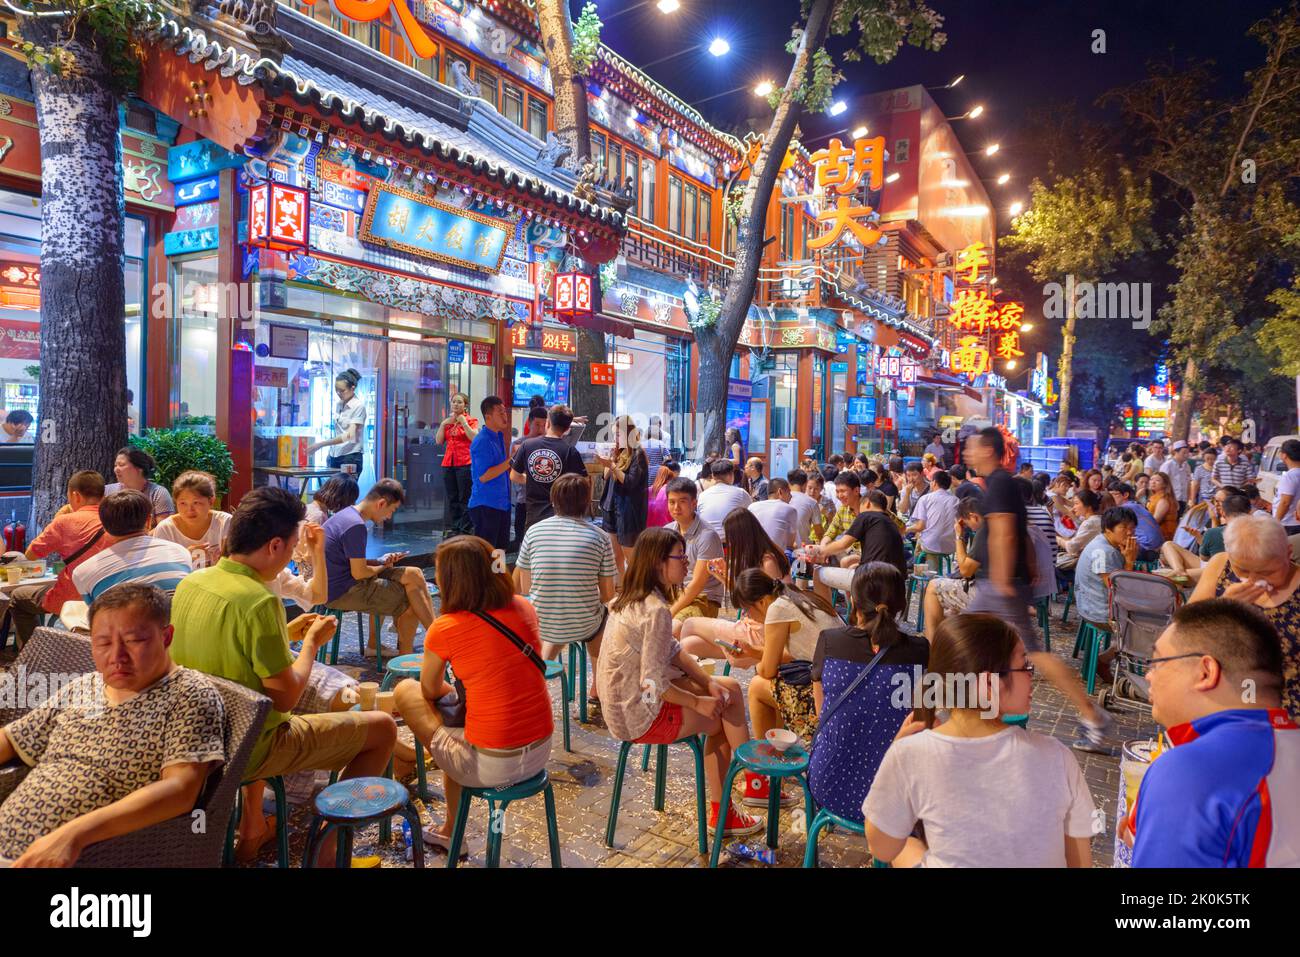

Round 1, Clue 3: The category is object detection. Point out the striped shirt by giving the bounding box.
[71,535,193,604]
[516,515,615,643]
[1212,457,1256,489]
[1026,505,1058,558]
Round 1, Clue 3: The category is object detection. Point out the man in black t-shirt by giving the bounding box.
[509,404,587,531]
[963,426,1115,753]
[812,490,906,598]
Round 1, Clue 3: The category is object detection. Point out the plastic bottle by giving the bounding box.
[727,841,775,865]
[401,818,413,862]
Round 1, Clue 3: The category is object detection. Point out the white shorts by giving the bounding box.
[427,726,551,789]
[817,566,855,592]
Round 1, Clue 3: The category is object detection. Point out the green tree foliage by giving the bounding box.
[14,0,166,90]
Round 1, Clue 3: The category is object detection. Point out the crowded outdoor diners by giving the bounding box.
[0,412,1295,871]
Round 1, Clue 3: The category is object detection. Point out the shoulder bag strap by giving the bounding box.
[61,527,107,567]
[473,610,549,676]
[817,643,889,729]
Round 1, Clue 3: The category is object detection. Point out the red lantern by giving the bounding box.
[553,270,593,323]
[248,181,310,251]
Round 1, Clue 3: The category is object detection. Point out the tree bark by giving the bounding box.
[24,17,128,529]
[1169,356,1197,441]
[536,0,607,431]
[695,0,835,458]
[1056,294,1076,437]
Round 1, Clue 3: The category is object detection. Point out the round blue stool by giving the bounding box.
[302,776,424,868]
[447,770,562,868]
[608,735,707,854]
[709,739,813,868]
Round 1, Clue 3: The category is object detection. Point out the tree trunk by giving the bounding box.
[1055,293,1076,437]
[536,0,607,430]
[24,18,127,530]
[1169,356,1197,441]
[696,0,835,457]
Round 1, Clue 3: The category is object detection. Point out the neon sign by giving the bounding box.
[807,136,886,250]
[304,0,437,59]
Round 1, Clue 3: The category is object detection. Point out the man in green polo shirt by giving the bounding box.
[170,486,396,864]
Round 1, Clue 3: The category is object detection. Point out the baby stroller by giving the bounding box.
[1099,571,1182,716]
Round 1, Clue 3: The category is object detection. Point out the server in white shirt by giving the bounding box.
[307,367,368,473]
[905,470,961,571]
[748,477,799,549]
[696,459,753,541]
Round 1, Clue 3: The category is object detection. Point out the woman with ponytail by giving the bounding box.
[729,569,843,808]
[307,367,368,475]
[863,613,1096,867]
[807,562,929,825]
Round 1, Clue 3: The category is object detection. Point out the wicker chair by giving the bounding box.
[0,626,271,868]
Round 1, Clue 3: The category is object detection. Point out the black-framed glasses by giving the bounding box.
[1146,651,1210,670]
[998,661,1035,677]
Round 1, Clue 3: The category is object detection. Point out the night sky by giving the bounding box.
[593,0,1278,203]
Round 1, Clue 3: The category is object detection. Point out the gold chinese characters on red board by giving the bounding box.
[808,136,886,251]
[946,241,1024,381]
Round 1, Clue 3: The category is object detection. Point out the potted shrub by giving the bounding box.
[129,429,235,504]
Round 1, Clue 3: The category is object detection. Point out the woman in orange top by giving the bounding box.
[393,536,553,855]
[1147,471,1179,542]
[436,392,479,537]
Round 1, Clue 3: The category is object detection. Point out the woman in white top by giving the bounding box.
[306,367,367,473]
[727,570,843,805]
[864,613,1096,868]
[152,470,230,568]
[596,527,764,839]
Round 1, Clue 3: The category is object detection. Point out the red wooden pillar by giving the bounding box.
[215,167,253,505]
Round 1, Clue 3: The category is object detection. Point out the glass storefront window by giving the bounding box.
[831,364,847,455]
[173,256,220,431]
[0,189,145,438]
[769,353,798,439]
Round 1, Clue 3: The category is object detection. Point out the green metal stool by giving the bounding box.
[1072,620,1111,694]
[379,654,431,800]
[302,776,424,868]
[1060,582,1075,623]
[802,807,864,868]
[1034,596,1052,652]
[709,739,813,868]
[1135,558,1159,573]
[311,606,346,664]
[545,658,572,753]
[608,736,708,854]
[355,612,386,671]
[224,775,290,867]
[447,770,561,868]
[562,640,591,723]
[908,571,938,632]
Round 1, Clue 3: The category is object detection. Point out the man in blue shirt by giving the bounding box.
[1129,599,1299,867]
[468,395,513,551]
[1113,482,1163,562]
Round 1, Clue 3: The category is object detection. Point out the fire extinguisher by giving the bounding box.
[4,512,24,552]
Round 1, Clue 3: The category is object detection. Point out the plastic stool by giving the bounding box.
[545,658,572,752]
[357,612,386,670]
[607,736,707,854]
[1060,583,1075,624]
[302,776,424,868]
[224,775,290,867]
[709,739,813,867]
[447,770,561,868]
[802,807,864,868]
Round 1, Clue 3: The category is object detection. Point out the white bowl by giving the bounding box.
[766,728,798,752]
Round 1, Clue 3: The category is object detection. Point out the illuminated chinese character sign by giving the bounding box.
[554,272,593,324]
[946,241,1024,382]
[808,136,886,250]
[304,0,437,59]
[249,182,309,252]
[360,185,514,273]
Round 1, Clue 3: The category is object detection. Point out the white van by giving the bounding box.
[1256,435,1300,505]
